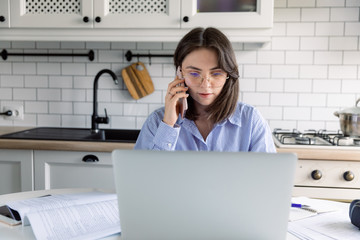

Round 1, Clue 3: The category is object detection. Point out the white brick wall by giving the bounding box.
[0,0,359,132]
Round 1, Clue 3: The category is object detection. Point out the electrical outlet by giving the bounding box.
[2,105,24,120]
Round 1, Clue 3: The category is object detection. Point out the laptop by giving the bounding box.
[112,150,297,240]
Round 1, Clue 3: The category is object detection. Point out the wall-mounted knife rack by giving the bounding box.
[1,49,95,61]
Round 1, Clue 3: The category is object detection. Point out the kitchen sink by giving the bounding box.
[0,127,140,143]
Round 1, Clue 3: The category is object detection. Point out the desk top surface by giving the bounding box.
[0,188,344,240]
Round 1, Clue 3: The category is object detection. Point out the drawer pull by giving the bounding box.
[82,154,99,163]
[311,170,322,180]
[343,171,355,181]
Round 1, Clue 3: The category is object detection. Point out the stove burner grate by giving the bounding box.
[353,139,360,146]
[295,136,316,145]
[332,136,356,146]
[273,128,360,147]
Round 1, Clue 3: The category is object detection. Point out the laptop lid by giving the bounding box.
[112,150,297,240]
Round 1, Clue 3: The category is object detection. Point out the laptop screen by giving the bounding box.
[112,150,297,240]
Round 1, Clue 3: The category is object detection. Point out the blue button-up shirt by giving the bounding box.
[134,102,276,152]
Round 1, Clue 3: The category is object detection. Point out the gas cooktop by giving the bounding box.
[273,128,360,148]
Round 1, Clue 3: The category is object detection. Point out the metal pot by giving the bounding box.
[334,98,360,137]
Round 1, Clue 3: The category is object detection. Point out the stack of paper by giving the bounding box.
[288,197,360,239]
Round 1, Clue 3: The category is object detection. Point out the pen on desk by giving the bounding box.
[291,203,310,209]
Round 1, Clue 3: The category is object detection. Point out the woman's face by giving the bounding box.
[181,48,227,109]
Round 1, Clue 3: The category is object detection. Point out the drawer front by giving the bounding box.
[295,160,360,189]
[34,150,114,190]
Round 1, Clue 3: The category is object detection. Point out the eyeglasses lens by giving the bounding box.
[185,71,228,87]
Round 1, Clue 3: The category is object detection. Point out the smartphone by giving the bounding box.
[0,205,21,226]
[176,67,188,118]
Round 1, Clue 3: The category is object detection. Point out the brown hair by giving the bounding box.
[174,27,239,123]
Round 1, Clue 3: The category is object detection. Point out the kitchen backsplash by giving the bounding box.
[0,0,359,131]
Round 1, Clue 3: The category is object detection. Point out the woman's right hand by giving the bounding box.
[162,77,188,127]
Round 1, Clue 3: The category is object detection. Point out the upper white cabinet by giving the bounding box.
[9,0,181,28]
[181,0,273,29]
[94,0,181,28]
[0,0,10,28]
[2,0,273,42]
[10,0,93,28]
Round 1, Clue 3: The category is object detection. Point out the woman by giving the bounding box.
[134,27,275,152]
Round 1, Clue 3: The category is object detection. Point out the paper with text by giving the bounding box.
[7,192,116,225]
[289,211,360,240]
[6,192,120,240]
[27,199,120,240]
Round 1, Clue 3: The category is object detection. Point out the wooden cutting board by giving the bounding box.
[121,62,154,100]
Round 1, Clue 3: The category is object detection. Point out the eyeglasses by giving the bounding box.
[182,70,229,88]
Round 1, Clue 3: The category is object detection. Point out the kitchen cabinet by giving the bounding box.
[93,0,181,28]
[0,149,33,194]
[0,0,9,28]
[181,0,273,29]
[2,0,273,42]
[10,0,92,28]
[34,150,115,191]
[10,0,181,29]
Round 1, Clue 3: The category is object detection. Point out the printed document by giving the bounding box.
[5,191,120,240]
[288,198,360,240]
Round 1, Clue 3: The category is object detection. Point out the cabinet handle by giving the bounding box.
[183,16,189,22]
[0,16,5,22]
[95,16,101,23]
[311,170,322,180]
[343,171,355,181]
[83,16,89,23]
[82,154,99,163]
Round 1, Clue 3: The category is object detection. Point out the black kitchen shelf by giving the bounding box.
[1,49,95,61]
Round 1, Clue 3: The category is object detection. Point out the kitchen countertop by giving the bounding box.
[1,127,360,159]
[276,146,360,161]
[0,127,135,152]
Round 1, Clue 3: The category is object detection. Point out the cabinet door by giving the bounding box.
[10,0,93,28]
[0,149,33,194]
[181,0,273,29]
[0,0,9,28]
[34,150,114,191]
[93,0,181,28]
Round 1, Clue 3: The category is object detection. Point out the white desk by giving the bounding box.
[0,189,346,240]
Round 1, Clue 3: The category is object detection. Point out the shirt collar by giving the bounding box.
[227,105,242,127]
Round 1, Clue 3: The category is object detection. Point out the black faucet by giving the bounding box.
[91,69,119,133]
